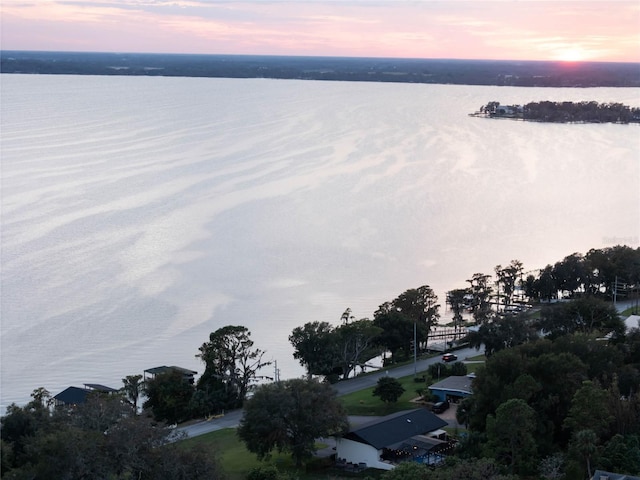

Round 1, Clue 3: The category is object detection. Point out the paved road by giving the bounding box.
[180,300,638,438]
[178,410,244,438]
[179,300,636,438]
[178,346,484,438]
[332,346,482,396]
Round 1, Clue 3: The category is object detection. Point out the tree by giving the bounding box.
[467,273,493,324]
[494,260,523,310]
[598,434,640,475]
[456,397,475,430]
[237,378,348,467]
[71,392,131,432]
[535,297,624,340]
[536,265,558,301]
[0,388,57,473]
[289,321,338,379]
[586,246,640,298]
[380,460,431,480]
[1,403,39,469]
[247,464,288,480]
[143,369,194,424]
[447,288,471,334]
[431,457,518,480]
[485,398,538,475]
[121,374,143,414]
[538,453,565,480]
[564,380,613,439]
[334,317,382,379]
[467,314,537,357]
[372,376,405,404]
[197,325,271,411]
[373,308,419,363]
[568,429,598,479]
[391,285,440,350]
[1,391,222,479]
[608,379,640,436]
[552,253,589,297]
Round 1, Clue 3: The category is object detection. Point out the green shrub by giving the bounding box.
[247,465,282,480]
[450,362,468,376]
[428,363,450,379]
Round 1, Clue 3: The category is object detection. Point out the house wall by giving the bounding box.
[335,438,394,471]
[429,388,471,402]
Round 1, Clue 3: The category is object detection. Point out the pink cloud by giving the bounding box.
[2,0,639,62]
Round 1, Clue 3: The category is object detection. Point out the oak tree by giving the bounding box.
[237,378,348,466]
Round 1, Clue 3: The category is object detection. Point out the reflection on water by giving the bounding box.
[1,74,638,409]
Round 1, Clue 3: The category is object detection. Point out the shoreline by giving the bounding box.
[2,51,639,88]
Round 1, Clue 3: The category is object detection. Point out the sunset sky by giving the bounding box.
[2,1,639,62]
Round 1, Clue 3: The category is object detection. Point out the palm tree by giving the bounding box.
[121,374,143,414]
[571,429,598,479]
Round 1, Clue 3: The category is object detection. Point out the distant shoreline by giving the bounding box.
[470,100,640,124]
[2,51,639,87]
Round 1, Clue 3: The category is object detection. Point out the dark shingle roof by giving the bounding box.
[343,408,448,449]
[53,386,89,405]
[84,383,117,393]
[144,366,197,376]
[54,384,117,405]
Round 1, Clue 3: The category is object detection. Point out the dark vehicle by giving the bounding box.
[442,353,457,362]
[432,401,450,414]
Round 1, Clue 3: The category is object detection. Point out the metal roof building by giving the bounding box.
[428,374,474,402]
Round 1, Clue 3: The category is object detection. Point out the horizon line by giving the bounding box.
[2,49,639,66]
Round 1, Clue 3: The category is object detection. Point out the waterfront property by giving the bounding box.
[53,384,118,407]
[144,366,198,384]
[335,409,450,471]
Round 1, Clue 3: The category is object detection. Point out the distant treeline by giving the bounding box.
[2,50,640,87]
[474,100,640,123]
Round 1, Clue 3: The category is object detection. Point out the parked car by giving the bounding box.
[432,401,450,414]
[442,353,457,363]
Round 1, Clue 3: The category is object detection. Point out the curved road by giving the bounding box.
[178,345,484,438]
[179,301,636,438]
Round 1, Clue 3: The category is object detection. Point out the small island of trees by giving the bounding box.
[472,100,640,124]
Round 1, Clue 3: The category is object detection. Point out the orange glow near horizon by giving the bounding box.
[553,47,591,63]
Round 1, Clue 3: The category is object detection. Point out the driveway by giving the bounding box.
[178,345,484,438]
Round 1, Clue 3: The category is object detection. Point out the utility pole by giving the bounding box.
[413,320,417,377]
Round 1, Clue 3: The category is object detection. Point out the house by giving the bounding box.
[591,471,640,480]
[335,408,450,471]
[428,374,474,402]
[144,365,197,384]
[624,315,640,333]
[53,383,118,407]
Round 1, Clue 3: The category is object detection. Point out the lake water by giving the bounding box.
[1,74,638,410]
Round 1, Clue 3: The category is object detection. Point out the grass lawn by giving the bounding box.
[182,356,486,477]
[180,428,339,480]
[340,359,484,416]
[339,375,427,416]
[466,353,486,361]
